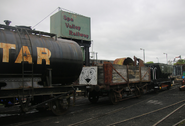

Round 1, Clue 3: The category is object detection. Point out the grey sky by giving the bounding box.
[1,0,185,63]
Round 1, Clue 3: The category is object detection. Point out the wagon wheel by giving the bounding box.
[50,98,70,116]
[88,91,99,104]
[109,91,117,105]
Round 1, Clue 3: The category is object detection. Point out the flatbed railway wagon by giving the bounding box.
[79,58,151,104]
[0,22,86,115]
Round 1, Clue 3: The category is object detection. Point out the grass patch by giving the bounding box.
[178,120,185,126]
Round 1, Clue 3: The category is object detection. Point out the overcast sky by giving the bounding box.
[1,0,185,64]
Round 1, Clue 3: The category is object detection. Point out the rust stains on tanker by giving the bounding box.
[15,46,32,64]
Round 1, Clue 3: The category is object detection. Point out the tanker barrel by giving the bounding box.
[0,24,83,85]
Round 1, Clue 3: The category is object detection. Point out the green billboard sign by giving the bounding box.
[50,10,91,41]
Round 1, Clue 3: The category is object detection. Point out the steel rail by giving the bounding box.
[173,118,185,126]
[153,103,185,126]
[68,86,178,126]
[107,99,185,126]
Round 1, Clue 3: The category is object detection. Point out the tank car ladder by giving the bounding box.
[16,27,34,100]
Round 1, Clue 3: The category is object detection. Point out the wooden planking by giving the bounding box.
[97,64,151,85]
[98,65,104,84]
[112,65,127,83]
[98,78,104,84]
[141,67,150,81]
[128,66,140,82]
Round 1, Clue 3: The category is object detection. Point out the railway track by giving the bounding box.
[107,100,185,126]
[0,96,109,126]
[154,103,185,126]
[1,84,184,126]
[68,84,185,126]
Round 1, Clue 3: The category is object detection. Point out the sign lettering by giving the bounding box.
[15,46,32,64]
[37,47,51,65]
[0,42,51,65]
[50,10,91,41]
[63,15,89,39]
[0,43,16,62]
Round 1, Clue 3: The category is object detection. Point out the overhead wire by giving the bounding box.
[32,7,60,29]
[31,7,85,29]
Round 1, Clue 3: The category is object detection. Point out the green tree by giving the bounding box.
[174,59,185,65]
[146,61,154,64]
